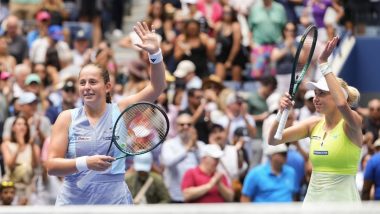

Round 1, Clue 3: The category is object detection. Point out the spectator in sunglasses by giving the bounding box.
[161,113,205,203]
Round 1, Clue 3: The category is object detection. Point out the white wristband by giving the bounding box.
[318,62,332,76]
[275,111,282,122]
[76,156,88,172]
[148,48,163,64]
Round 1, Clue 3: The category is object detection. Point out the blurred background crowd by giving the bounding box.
[0,0,379,206]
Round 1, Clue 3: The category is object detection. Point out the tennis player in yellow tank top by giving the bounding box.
[268,37,362,203]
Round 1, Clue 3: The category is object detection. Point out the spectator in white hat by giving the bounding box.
[174,60,202,90]
[2,92,51,147]
[181,143,234,203]
[241,144,295,202]
[125,152,170,204]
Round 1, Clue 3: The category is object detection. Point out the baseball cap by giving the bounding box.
[133,152,153,172]
[17,92,38,105]
[265,144,288,156]
[225,92,243,106]
[36,11,51,21]
[75,30,87,40]
[25,73,41,85]
[174,60,196,78]
[304,90,315,100]
[374,139,380,148]
[201,144,224,159]
[306,77,330,92]
[62,80,76,91]
[306,77,348,99]
[48,25,64,41]
[209,110,228,127]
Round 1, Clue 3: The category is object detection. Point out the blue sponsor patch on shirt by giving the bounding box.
[314,150,328,155]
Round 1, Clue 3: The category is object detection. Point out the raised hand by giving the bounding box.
[318,36,339,64]
[133,22,160,54]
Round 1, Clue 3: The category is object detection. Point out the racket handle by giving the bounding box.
[77,170,98,190]
[274,109,290,140]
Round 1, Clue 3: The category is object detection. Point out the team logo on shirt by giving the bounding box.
[72,136,91,142]
[313,150,328,155]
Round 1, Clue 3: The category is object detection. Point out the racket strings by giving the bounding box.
[114,104,168,154]
[295,32,316,75]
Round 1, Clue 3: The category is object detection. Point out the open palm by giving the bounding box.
[318,36,339,63]
[134,22,160,54]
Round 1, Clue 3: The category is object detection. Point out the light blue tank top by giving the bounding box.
[56,103,132,205]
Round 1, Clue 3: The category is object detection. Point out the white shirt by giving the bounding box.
[218,145,239,182]
[222,115,256,143]
[160,136,205,201]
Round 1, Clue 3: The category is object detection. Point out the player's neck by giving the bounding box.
[84,102,107,119]
[324,109,342,129]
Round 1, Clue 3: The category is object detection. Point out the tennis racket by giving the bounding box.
[77,102,169,189]
[274,25,318,140]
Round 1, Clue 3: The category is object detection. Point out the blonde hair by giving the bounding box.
[337,77,360,107]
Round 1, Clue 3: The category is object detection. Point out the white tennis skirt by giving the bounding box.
[303,171,361,203]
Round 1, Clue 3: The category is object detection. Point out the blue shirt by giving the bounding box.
[242,163,295,202]
[286,149,305,194]
[364,153,380,200]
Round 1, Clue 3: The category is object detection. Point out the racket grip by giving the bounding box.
[77,170,98,189]
[274,109,290,140]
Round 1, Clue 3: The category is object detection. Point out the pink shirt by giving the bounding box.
[196,0,223,24]
[181,167,230,203]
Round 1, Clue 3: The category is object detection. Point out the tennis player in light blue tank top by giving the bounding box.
[55,103,132,205]
[46,22,167,205]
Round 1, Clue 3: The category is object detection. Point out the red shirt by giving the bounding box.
[181,167,230,203]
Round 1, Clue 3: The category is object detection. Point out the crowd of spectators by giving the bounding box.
[0,0,380,205]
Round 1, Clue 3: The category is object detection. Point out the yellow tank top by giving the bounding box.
[309,119,360,175]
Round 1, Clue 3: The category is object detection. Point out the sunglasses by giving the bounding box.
[369,107,380,112]
[1,181,14,187]
[285,28,295,32]
[179,123,192,127]
[64,87,76,93]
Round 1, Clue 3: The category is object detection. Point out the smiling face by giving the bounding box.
[12,117,28,137]
[78,64,111,107]
[313,89,335,114]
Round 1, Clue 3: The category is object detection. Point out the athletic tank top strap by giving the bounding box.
[309,119,361,175]
[110,103,125,173]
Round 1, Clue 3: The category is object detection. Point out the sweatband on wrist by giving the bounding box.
[148,48,163,64]
[275,111,282,122]
[318,62,332,76]
[76,156,88,172]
